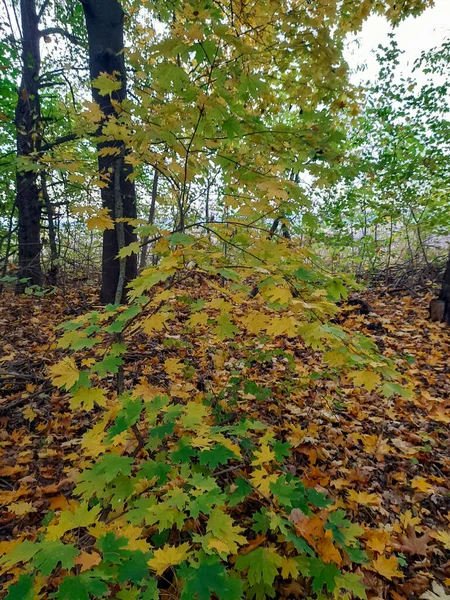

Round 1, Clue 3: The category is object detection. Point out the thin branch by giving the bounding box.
[37,0,51,22]
[39,27,82,45]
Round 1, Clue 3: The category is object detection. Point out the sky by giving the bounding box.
[345,0,450,83]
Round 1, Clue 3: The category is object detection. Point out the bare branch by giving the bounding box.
[39,27,82,45]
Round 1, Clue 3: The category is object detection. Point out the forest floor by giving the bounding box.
[0,282,449,599]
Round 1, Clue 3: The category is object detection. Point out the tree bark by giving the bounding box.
[139,169,158,270]
[15,0,43,288]
[438,251,450,324]
[80,0,137,304]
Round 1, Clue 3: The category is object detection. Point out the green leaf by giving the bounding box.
[5,575,35,600]
[32,540,78,576]
[52,573,109,600]
[98,533,129,564]
[199,444,235,468]
[137,459,171,485]
[118,242,141,258]
[91,354,123,377]
[170,232,196,246]
[235,547,282,586]
[0,539,38,570]
[326,278,348,301]
[381,382,413,398]
[180,558,243,600]
[335,573,367,599]
[309,558,341,593]
[271,440,291,461]
[212,313,238,340]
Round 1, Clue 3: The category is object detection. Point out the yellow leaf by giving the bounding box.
[241,311,269,335]
[348,370,381,391]
[118,242,141,258]
[250,469,278,496]
[23,406,37,422]
[8,501,36,516]
[142,312,172,334]
[46,502,101,541]
[430,530,450,550]
[49,357,80,390]
[82,101,103,124]
[92,72,122,96]
[365,529,391,554]
[262,284,292,305]
[57,329,83,349]
[411,476,434,493]
[147,542,191,575]
[164,358,184,378]
[252,445,275,466]
[371,555,403,580]
[347,490,380,507]
[87,208,115,232]
[316,530,342,565]
[188,312,209,327]
[265,316,296,337]
[280,556,299,579]
[70,387,108,412]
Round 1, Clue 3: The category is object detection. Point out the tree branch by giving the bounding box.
[37,0,51,22]
[41,133,78,152]
[39,27,82,46]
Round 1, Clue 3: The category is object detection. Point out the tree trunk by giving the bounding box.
[438,251,450,324]
[139,169,159,270]
[80,0,137,304]
[15,0,43,289]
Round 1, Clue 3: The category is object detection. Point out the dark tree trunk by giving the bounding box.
[139,169,158,270]
[80,0,137,304]
[438,251,450,324]
[15,0,43,288]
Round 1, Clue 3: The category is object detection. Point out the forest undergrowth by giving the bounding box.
[0,281,449,600]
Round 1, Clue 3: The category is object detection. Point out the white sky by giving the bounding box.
[345,0,450,83]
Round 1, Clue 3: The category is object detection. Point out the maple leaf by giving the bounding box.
[70,387,107,412]
[49,357,80,390]
[180,559,243,600]
[46,503,102,541]
[421,582,450,600]
[117,241,141,258]
[395,525,433,556]
[241,310,269,334]
[347,490,381,507]
[86,208,115,231]
[365,529,391,554]
[147,542,191,575]
[142,312,172,334]
[92,71,122,96]
[371,555,404,580]
[411,476,434,493]
[335,573,367,599]
[348,370,381,391]
[164,357,184,377]
[74,551,102,572]
[8,501,36,516]
[31,540,78,576]
[236,547,282,586]
[212,313,238,340]
[206,508,247,555]
[262,284,292,305]
[430,530,450,551]
[251,444,275,466]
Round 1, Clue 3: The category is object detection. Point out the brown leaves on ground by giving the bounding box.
[0,285,449,599]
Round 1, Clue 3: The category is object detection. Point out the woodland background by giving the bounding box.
[0,1,449,600]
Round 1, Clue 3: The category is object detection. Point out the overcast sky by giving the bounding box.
[345,0,450,83]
